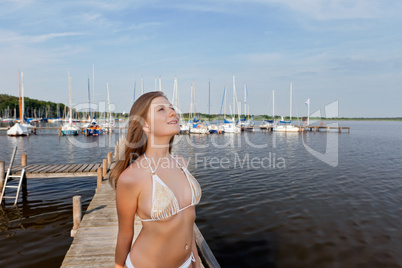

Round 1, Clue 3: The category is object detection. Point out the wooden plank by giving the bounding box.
[51,164,71,173]
[38,165,58,173]
[25,171,97,178]
[56,164,73,173]
[25,165,47,173]
[90,163,101,172]
[32,165,51,173]
[46,164,65,173]
[76,164,89,173]
[24,164,43,172]
[70,164,86,173]
[83,164,95,172]
[64,164,80,173]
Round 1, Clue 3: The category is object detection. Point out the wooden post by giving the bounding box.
[71,195,82,237]
[58,127,62,137]
[107,152,112,167]
[21,154,27,166]
[114,144,119,161]
[103,159,107,177]
[97,167,102,189]
[0,161,5,190]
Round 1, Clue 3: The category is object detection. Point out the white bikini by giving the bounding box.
[125,153,202,268]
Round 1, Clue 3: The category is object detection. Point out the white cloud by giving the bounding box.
[0,30,85,44]
[244,0,400,20]
[175,0,401,20]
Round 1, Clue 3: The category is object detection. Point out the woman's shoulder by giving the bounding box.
[117,156,151,188]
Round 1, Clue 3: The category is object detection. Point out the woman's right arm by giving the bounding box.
[114,169,140,268]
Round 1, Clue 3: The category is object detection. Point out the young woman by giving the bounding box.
[110,91,202,268]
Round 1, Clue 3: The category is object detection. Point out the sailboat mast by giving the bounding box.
[224,85,227,119]
[193,80,196,119]
[21,72,25,123]
[159,76,162,91]
[174,77,178,109]
[307,98,310,126]
[189,82,193,120]
[88,77,92,119]
[244,83,246,119]
[141,78,144,95]
[273,90,275,120]
[208,81,210,117]
[69,72,72,124]
[18,71,22,123]
[134,77,137,103]
[107,82,110,123]
[92,64,95,106]
[232,76,236,119]
[290,82,292,121]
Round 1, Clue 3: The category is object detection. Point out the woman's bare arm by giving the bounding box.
[114,168,140,268]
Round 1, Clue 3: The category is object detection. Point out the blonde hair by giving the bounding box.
[109,91,174,188]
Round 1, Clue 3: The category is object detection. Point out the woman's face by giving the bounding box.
[145,96,180,137]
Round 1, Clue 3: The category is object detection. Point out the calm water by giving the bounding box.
[1,121,401,267]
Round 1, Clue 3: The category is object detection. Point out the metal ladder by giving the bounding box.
[0,146,25,205]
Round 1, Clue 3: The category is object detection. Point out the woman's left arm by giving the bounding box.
[192,230,201,268]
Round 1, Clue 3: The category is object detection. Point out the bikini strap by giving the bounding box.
[170,154,185,170]
[143,154,155,174]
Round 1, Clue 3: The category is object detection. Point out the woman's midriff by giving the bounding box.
[130,208,196,268]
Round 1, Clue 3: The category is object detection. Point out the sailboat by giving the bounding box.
[171,77,188,134]
[260,90,275,130]
[84,78,103,136]
[61,72,80,135]
[223,76,241,133]
[101,82,114,133]
[275,83,300,132]
[188,80,208,134]
[240,83,255,132]
[7,72,33,136]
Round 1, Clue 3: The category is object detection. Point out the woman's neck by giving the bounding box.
[145,136,171,158]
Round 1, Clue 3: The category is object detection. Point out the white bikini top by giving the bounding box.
[138,154,202,222]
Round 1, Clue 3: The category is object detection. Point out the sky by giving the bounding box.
[0,0,401,118]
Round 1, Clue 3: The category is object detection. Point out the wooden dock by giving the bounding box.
[10,163,103,178]
[302,125,350,133]
[61,178,121,267]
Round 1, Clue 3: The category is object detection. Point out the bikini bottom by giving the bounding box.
[125,252,196,268]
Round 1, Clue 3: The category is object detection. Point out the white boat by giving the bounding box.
[222,77,241,133]
[275,123,300,132]
[61,72,80,136]
[7,72,33,136]
[223,120,241,133]
[259,90,275,130]
[7,123,28,136]
[188,80,209,135]
[274,83,300,132]
[180,124,189,134]
[190,122,209,134]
